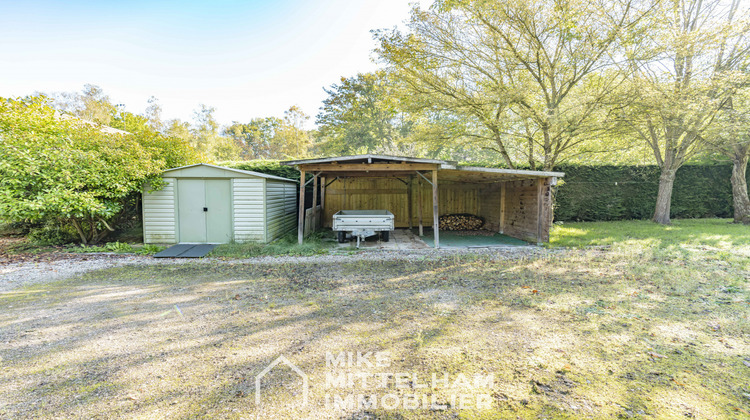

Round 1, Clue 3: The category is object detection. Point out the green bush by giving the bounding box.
[0,96,201,245]
[554,164,743,221]
[27,224,78,245]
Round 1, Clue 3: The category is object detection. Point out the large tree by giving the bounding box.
[708,0,750,224]
[704,88,750,223]
[620,0,749,224]
[376,0,650,170]
[277,105,312,158]
[225,117,283,159]
[225,106,312,159]
[316,72,413,155]
[51,84,118,126]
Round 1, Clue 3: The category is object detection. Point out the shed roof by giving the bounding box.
[162,163,297,182]
[282,154,564,181]
[282,154,450,166]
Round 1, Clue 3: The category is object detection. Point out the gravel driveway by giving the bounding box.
[0,246,546,293]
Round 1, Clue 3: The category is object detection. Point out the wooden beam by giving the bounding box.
[432,169,439,248]
[499,183,506,234]
[417,175,424,236]
[326,189,408,195]
[299,163,439,172]
[297,170,305,244]
[316,171,420,178]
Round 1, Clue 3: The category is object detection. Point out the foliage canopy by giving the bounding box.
[0,96,201,244]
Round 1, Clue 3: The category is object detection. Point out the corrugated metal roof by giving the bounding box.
[162,163,298,182]
[442,164,565,178]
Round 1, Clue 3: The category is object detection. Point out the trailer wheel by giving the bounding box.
[337,231,347,243]
[381,231,389,242]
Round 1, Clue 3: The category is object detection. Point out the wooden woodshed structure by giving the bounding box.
[142,163,297,244]
[283,155,564,247]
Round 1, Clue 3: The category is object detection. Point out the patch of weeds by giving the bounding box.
[577,300,613,316]
[210,232,333,258]
[133,244,165,255]
[0,239,58,254]
[27,224,78,245]
[65,241,134,253]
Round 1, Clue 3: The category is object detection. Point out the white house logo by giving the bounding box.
[255,355,309,407]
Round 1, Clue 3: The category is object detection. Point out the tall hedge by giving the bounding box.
[554,164,745,221]
[219,160,301,180]
[220,160,745,222]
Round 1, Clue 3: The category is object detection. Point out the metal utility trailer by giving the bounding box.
[332,210,394,247]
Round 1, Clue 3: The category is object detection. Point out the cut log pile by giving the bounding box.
[438,213,485,231]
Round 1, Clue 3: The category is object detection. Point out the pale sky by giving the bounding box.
[0,0,428,128]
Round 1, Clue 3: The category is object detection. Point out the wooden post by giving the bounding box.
[297,170,305,244]
[499,182,506,234]
[432,169,439,248]
[320,177,326,210]
[312,174,318,209]
[536,178,544,244]
[417,175,424,236]
[407,175,413,230]
[320,176,326,227]
[312,174,319,231]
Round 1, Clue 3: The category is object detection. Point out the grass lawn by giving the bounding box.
[0,219,748,419]
[550,218,750,249]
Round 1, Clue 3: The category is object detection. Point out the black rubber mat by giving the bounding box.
[153,244,216,258]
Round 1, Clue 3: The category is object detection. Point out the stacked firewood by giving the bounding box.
[438,213,484,231]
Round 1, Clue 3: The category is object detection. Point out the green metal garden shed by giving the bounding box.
[142,163,297,244]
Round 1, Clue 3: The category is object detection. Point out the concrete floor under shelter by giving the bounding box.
[334,229,529,250]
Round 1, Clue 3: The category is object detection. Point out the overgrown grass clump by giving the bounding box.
[64,242,165,255]
[209,231,334,258]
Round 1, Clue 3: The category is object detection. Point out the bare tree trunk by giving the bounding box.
[730,149,750,224]
[652,168,677,225]
[71,219,88,245]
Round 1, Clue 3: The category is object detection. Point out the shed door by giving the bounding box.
[177,179,232,243]
[205,179,232,243]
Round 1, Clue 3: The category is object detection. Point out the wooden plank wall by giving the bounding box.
[478,183,502,232]
[321,176,554,243]
[304,205,321,236]
[322,178,481,228]
[503,178,552,242]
